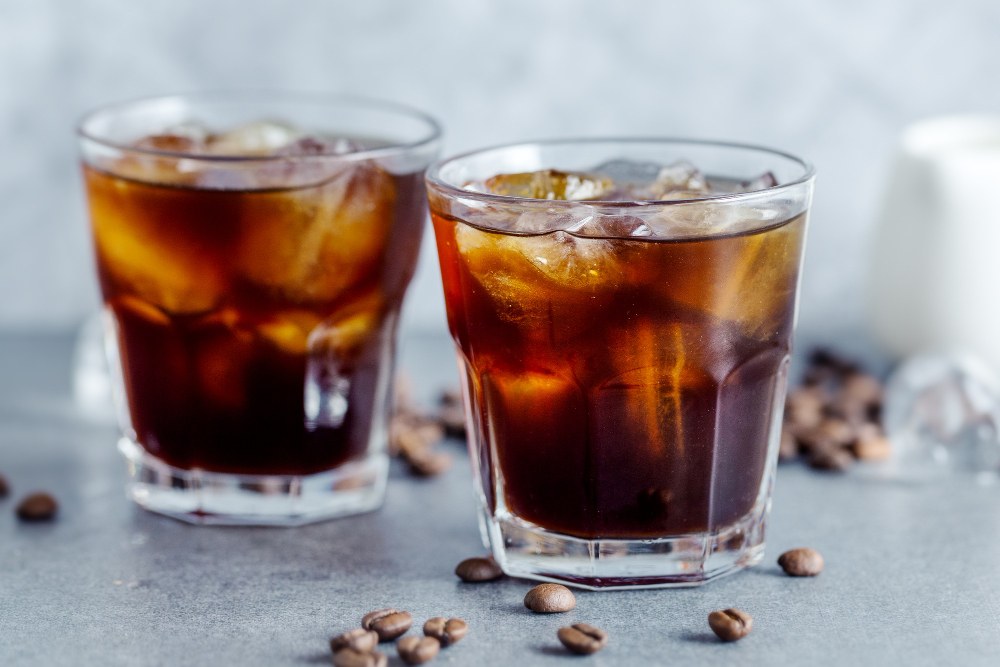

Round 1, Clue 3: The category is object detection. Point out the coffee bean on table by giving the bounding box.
[16,492,58,521]
[778,547,824,576]
[524,583,576,613]
[807,445,854,472]
[0,473,9,498]
[557,623,608,655]
[361,609,413,642]
[423,617,468,646]
[850,425,892,461]
[396,636,440,665]
[455,556,503,582]
[708,608,753,642]
[407,450,453,477]
[330,628,379,653]
[332,647,387,667]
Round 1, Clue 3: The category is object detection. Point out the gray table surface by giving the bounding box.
[1,332,998,666]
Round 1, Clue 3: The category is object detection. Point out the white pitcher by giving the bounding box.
[869,115,1000,369]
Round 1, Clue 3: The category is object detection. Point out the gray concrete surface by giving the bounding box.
[1,332,998,666]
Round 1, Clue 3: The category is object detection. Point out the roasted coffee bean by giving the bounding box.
[16,492,57,521]
[423,617,468,646]
[438,390,467,437]
[524,583,576,613]
[330,628,379,653]
[557,623,608,655]
[851,425,892,461]
[332,647,387,667]
[807,446,853,472]
[0,473,9,498]
[784,387,825,431]
[842,372,883,406]
[708,608,753,642]
[361,609,413,642]
[455,556,503,582]
[407,450,453,477]
[778,428,799,462]
[778,547,824,576]
[396,636,440,665]
[808,418,856,447]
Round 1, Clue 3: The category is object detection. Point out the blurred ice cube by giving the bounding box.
[591,159,663,183]
[483,170,613,200]
[207,121,301,156]
[276,136,362,157]
[233,163,395,303]
[741,171,778,192]
[883,352,1000,482]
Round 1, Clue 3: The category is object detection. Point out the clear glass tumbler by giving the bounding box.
[78,93,441,525]
[427,139,813,588]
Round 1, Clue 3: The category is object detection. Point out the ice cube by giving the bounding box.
[88,181,224,314]
[453,224,622,341]
[304,292,385,429]
[276,136,362,157]
[591,159,663,184]
[133,123,210,154]
[741,171,778,192]
[482,170,613,201]
[233,163,395,303]
[207,121,301,156]
[883,352,1000,481]
[643,161,710,200]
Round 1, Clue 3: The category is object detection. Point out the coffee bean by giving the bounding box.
[407,450,453,477]
[842,372,883,406]
[330,628,379,653]
[785,387,825,431]
[332,647,387,667]
[361,609,412,642]
[423,617,468,646]
[778,547,824,576]
[438,390,467,437]
[396,636,440,665]
[708,608,753,642]
[807,446,853,472]
[524,583,576,613]
[850,425,892,461]
[778,428,799,462]
[0,473,9,498]
[557,623,608,655]
[16,492,57,521]
[455,556,503,582]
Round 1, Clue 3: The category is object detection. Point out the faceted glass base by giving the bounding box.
[483,504,768,590]
[119,438,387,526]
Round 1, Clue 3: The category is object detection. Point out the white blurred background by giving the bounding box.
[2,0,999,343]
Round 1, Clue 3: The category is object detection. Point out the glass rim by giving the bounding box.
[426,137,816,207]
[76,91,443,163]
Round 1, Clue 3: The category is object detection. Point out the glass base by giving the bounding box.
[485,506,768,590]
[119,438,387,526]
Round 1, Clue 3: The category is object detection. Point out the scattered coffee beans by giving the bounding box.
[407,450,453,478]
[330,628,379,653]
[361,609,413,642]
[455,557,503,582]
[16,491,57,522]
[782,349,890,471]
[438,390,467,438]
[0,473,9,498]
[524,583,576,613]
[396,636,440,665]
[331,647,387,667]
[557,623,608,655]
[778,547,824,577]
[708,608,753,642]
[423,617,468,646]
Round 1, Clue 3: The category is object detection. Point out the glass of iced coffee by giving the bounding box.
[427,140,813,588]
[78,93,440,525]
